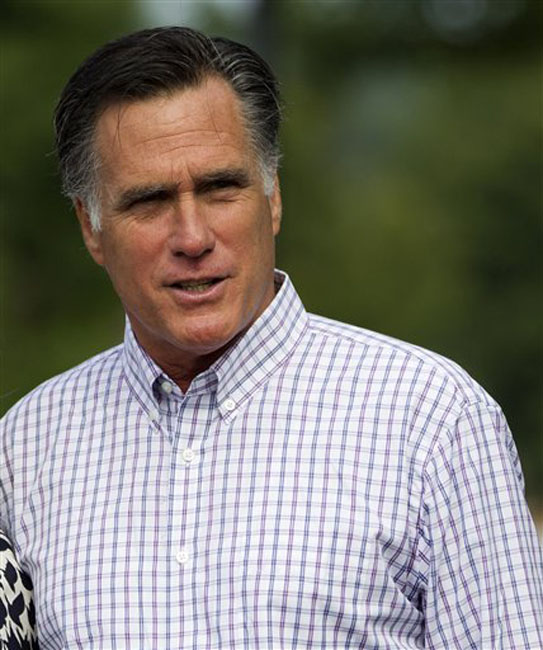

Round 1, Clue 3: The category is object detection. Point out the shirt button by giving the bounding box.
[161,380,174,395]
[223,398,236,412]
[148,408,159,422]
[176,548,189,565]
[182,448,195,464]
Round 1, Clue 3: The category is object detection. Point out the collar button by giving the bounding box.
[161,380,174,395]
[222,398,236,412]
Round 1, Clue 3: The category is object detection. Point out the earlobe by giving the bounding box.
[74,198,105,266]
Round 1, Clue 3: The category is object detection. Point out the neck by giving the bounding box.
[155,347,227,392]
[130,326,246,394]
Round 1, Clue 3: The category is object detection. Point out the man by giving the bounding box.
[1,26,541,649]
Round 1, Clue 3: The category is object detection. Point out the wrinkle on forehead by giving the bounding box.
[93,77,257,202]
[98,77,245,159]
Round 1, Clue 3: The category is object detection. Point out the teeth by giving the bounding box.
[176,280,215,292]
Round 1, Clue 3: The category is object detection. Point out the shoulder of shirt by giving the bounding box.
[305,312,498,412]
[1,344,124,424]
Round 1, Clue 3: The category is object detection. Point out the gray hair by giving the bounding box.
[54,27,282,230]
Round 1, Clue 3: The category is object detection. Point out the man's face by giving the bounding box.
[76,77,281,383]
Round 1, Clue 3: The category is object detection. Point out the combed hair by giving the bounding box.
[54,26,282,230]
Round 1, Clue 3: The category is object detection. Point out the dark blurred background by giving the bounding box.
[1,1,541,524]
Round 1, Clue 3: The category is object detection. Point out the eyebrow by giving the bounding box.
[113,183,178,213]
[113,167,251,213]
[193,168,251,194]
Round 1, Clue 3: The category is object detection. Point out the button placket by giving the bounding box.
[175,547,189,565]
[182,447,195,464]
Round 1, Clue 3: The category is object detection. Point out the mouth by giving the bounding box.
[166,277,226,294]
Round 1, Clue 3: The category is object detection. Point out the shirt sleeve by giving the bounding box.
[418,400,543,649]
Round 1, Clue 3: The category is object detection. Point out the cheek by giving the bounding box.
[101,236,157,292]
[230,208,275,255]
[250,219,276,266]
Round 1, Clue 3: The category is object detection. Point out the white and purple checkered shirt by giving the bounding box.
[1,271,542,649]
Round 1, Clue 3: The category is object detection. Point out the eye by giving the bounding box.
[194,171,250,200]
[132,190,170,207]
[205,183,241,202]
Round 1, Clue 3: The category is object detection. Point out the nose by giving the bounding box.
[168,196,215,258]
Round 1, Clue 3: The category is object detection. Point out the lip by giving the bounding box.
[164,276,228,306]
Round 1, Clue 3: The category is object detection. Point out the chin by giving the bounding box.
[171,323,241,356]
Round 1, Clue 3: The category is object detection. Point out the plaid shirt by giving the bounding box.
[1,271,542,649]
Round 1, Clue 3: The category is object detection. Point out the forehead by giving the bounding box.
[93,77,252,181]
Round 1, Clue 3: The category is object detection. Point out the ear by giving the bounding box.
[74,198,105,266]
[269,174,282,236]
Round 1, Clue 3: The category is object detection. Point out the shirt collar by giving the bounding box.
[212,270,308,418]
[121,270,308,419]
[122,318,165,415]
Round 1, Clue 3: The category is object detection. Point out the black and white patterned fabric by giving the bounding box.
[0,530,38,649]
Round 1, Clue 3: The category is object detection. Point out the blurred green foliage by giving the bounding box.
[1,1,541,511]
